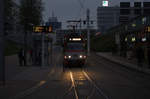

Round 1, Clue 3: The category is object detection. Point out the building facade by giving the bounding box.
[45,16,62,32]
[97,7,120,33]
[97,1,150,34]
[119,2,150,23]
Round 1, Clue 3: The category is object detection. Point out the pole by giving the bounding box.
[0,0,5,86]
[40,21,45,67]
[87,9,90,56]
[24,30,27,66]
[51,40,52,65]
[80,19,82,34]
[114,12,116,26]
[42,32,45,67]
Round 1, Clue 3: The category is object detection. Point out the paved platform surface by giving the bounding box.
[97,52,150,74]
[0,55,52,99]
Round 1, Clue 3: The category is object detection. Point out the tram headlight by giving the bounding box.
[79,55,83,58]
[64,56,67,59]
[64,55,72,59]
[79,55,86,59]
[68,55,72,59]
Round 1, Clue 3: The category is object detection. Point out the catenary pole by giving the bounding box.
[87,9,90,56]
[42,22,45,67]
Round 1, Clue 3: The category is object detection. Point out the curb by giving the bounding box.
[96,53,150,74]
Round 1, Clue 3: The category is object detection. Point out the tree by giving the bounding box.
[4,0,14,35]
[19,0,44,31]
[19,0,44,66]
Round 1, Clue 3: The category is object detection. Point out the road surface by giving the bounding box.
[9,46,150,99]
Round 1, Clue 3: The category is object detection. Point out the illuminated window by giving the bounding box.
[132,37,136,42]
[142,17,146,24]
[142,37,146,42]
[148,26,150,32]
[125,37,128,42]
[48,26,52,32]
[132,24,136,27]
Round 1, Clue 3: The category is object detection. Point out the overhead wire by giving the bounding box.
[77,0,84,9]
[77,0,97,29]
[75,0,86,28]
[66,0,87,29]
[76,0,86,18]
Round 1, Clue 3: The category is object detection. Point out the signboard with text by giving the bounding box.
[33,26,53,33]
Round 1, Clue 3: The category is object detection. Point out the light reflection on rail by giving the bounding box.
[70,72,79,99]
[63,69,110,99]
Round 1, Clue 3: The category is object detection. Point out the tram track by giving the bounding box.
[63,68,110,99]
[82,71,110,99]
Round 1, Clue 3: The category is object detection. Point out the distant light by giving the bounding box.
[48,26,53,32]
[38,80,46,86]
[33,26,44,33]
[79,55,83,58]
[64,56,67,59]
[142,37,146,42]
[125,37,128,42]
[68,56,71,59]
[132,24,136,27]
[148,26,150,32]
[142,17,146,24]
[95,32,101,36]
[102,1,109,7]
[132,37,136,42]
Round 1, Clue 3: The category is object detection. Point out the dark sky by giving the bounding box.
[42,0,148,28]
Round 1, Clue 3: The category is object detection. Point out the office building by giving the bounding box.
[45,14,62,32]
[119,2,150,23]
[97,7,120,33]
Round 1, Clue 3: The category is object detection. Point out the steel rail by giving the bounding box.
[70,71,79,99]
[82,71,110,99]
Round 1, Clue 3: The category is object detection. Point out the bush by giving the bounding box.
[91,33,115,52]
[5,40,20,56]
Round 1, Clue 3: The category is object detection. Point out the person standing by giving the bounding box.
[147,47,150,68]
[18,48,24,66]
[29,49,33,65]
[38,50,42,66]
[136,46,144,67]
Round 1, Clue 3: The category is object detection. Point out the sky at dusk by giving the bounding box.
[42,0,149,28]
